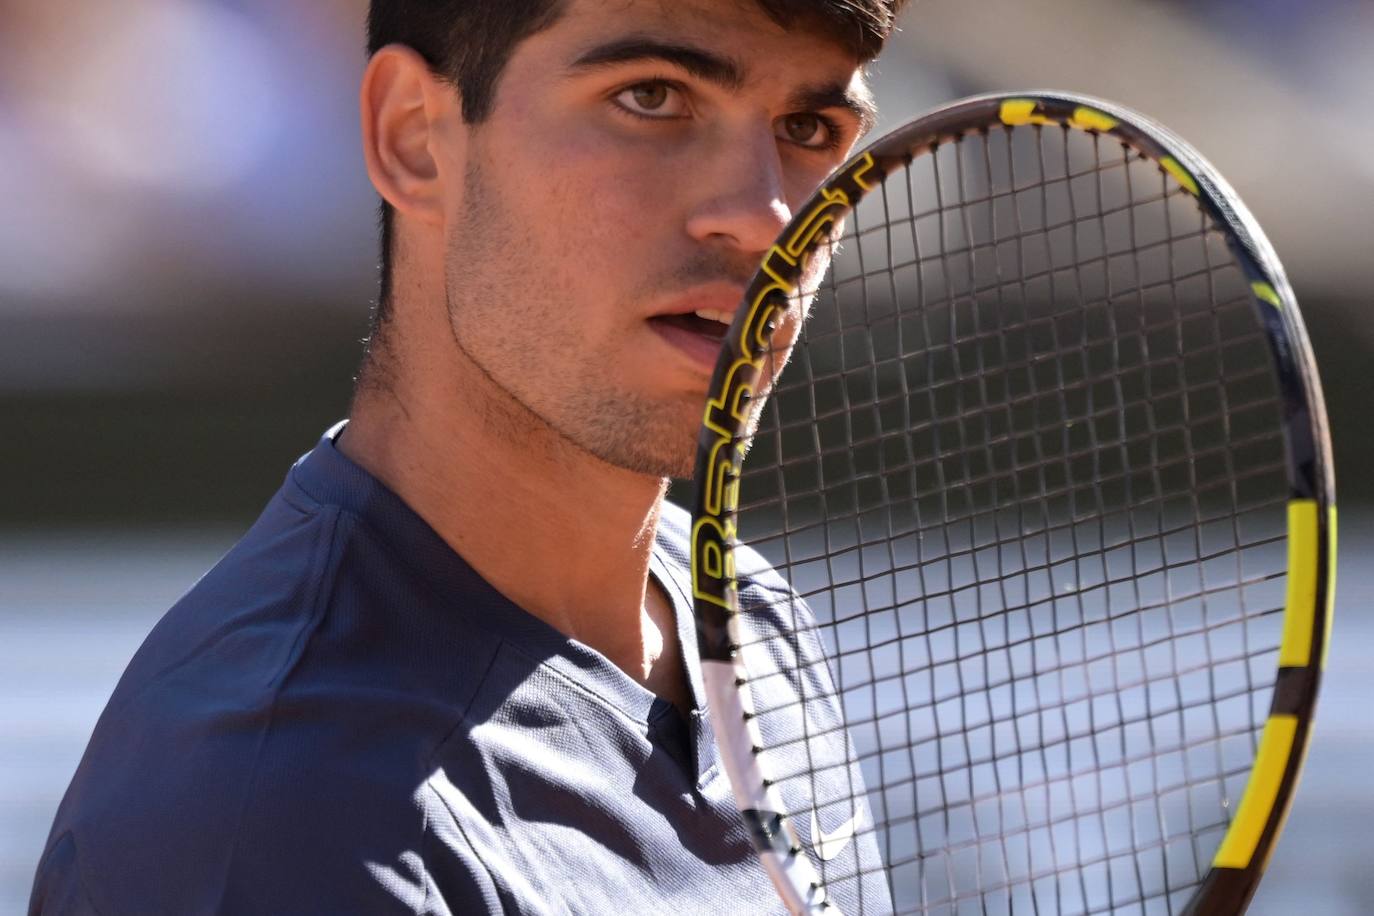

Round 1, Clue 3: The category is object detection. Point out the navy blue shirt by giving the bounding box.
[30,426,885,914]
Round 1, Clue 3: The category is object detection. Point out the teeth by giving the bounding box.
[693,308,733,325]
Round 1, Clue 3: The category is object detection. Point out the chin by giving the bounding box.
[596,430,698,480]
[564,388,704,479]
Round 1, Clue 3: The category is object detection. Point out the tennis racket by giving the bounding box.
[689,91,1335,915]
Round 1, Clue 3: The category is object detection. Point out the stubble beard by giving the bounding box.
[442,158,700,480]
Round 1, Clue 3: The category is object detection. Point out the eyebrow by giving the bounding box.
[569,38,745,91]
[568,36,876,135]
[789,81,878,137]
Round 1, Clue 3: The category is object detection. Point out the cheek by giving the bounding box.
[502,137,685,326]
[528,124,687,243]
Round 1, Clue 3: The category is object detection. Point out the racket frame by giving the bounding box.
[689,90,1335,915]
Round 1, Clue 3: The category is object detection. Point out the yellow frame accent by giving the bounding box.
[1251,281,1282,309]
[1213,715,1298,868]
[1159,156,1200,196]
[1213,495,1331,870]
[998,99,1055,127]
[1069,106,1118,133]
[1279,499,1319,667]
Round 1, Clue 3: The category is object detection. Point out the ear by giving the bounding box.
[360,44,461,227]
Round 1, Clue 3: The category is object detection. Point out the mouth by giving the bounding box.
[647,308,735,369]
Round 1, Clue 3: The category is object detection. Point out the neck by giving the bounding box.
[341,320,686,706]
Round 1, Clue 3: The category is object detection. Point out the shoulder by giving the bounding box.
[35,487,509,914]
[102,476,506,733]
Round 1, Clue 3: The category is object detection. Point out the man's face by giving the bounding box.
[438,0,872,478]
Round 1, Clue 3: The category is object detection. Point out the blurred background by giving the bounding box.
[1,0,1369,912]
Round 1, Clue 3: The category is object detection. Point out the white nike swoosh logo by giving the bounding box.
[810,808,860,861]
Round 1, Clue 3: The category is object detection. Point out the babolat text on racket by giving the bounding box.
[690,91,1335,915]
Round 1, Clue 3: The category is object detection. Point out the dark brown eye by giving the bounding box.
[782,113,824,146]
[630,83,669,111]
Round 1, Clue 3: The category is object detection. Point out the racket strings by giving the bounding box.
[732,124,1290,913]
[840,144,1148,245]
[738,420,1286,555]
[734,532,1290,699]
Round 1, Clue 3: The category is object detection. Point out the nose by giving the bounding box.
[683,127,793,257]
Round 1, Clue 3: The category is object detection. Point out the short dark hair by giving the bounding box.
[365,0,907,324]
